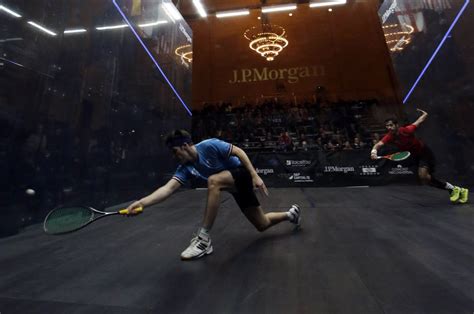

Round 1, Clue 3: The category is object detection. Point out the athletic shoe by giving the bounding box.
[459,188,469,204]
[288,204,301,228]
[180,235,213,260]
[450,186,461,203]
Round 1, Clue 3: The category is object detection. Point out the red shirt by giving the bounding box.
[381,124,424,155]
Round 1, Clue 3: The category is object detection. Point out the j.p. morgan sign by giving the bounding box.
[229,65,325,84]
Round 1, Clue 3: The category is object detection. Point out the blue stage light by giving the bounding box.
[403,0,470,104]
[112,0,193,116]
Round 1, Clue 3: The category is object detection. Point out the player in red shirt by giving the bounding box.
[370,109,468,203]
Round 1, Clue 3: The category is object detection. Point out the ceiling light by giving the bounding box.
[162,2,182,22]
[0,37,23,43]
[216,9,250,18]
[27,21,57,36]
[244,24,288,61]
[64,29,87,34]
[309,0,346,8]
[262,4,297,13]
[0,5,22,18]
[138,20,168,27]
[175,44,193,64]
[192,0,207,18]
[96,24,128,30]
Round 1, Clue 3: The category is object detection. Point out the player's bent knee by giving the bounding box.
[246,216,269,232]
[254,218,271,232]
[207,175,220,189]
[255,224,268,232]
[418,168,430,183]
[419,174,430,184]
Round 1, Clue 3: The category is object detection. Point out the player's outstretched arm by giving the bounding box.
[371,141,385,160]
[126,178,181,214]
[413,108,428,127]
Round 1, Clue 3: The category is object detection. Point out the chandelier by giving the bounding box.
[174,44,192,64]
[383,23,414,52]
[244,24,288,61]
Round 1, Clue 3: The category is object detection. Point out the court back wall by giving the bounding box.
[190,1,401,108]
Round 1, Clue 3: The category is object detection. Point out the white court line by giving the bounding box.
[345,185,370,188]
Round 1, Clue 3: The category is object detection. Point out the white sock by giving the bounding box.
[445,182,455,190]
[198,227,210,240]
[286,211,294,222]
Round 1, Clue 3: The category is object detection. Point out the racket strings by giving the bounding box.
[44,207,94,234]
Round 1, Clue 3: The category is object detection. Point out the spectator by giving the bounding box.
[343,140,353,150]
[299,133,308,151]
[327,141,338,151]
[278,131,293,152]
[353,136,366,149]
[192,98,379,152]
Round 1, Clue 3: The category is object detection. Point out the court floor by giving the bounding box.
[0,186,473,314]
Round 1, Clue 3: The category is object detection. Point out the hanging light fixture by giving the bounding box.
[383,23,414,52]
[244,23,288,61]
[175,44,192,64]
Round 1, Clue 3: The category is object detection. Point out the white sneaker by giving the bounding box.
[288,204,301,228]
[180,235,213,260]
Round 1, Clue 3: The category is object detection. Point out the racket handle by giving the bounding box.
[119,206,144,215]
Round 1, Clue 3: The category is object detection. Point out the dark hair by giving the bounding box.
[384,117,398,125]
[165,129,193,148]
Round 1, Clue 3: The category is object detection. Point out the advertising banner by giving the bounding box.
[250,150,417,187]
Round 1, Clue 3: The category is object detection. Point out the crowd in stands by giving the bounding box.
[192,99,382,152]
[1,98,385,232]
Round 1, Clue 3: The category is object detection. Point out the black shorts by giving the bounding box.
[228,166,260,210]
[416,145,436,173]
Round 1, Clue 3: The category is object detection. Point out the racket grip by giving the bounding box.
[119,206,144,215]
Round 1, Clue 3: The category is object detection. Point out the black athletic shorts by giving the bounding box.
[228,166,260,210]
[416,145,436,173]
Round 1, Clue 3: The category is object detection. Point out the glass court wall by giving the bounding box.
[378,0,474,185]
[0,0,192,236]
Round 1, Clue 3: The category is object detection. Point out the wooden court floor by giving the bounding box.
[0,186,473,314]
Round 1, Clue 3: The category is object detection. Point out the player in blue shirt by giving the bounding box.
[126,129,301,260]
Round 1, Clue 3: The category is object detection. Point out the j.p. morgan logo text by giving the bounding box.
[324,166,355,173]
[256,168,274,175]
[229,65,325,84]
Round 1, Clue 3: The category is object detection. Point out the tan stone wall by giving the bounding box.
[190,1,401,109]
